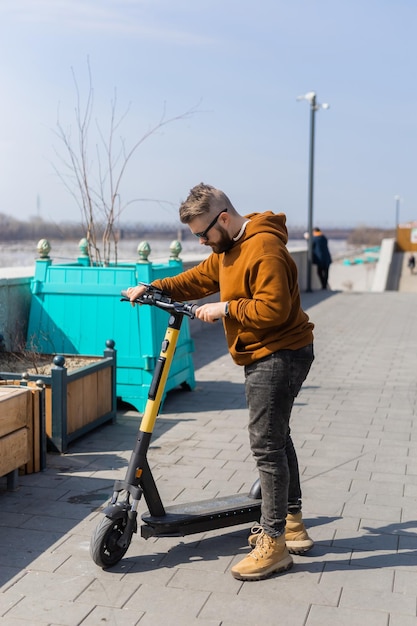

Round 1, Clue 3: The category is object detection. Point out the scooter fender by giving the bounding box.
[102,503,138,539]
[102,502,130,521]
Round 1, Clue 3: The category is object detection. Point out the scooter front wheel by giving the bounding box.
[90,515,130,568]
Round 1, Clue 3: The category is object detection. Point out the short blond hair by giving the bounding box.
[179,183,235,223]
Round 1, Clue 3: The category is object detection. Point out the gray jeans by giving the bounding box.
[244,344,314,537]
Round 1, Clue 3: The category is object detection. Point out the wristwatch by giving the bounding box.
[225,302,230,317]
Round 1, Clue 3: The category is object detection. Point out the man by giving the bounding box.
[312,227,332,289]
[127,183,314,581]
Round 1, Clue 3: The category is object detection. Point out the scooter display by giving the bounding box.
[90,284,261,568]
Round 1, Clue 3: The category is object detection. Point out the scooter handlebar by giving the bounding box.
[120,287,198,319]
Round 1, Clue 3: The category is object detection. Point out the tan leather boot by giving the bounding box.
[284,512,314,553]
[231,531,293,581]
[248,513,314,554]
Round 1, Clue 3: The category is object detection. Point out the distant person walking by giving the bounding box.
[407,253,415,275]
[312,227,332,289]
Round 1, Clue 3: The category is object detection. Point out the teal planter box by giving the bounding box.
[26,256,195,412]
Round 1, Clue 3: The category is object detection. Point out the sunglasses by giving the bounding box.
[192,208,228,241]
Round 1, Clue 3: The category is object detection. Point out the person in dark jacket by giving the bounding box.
[312,227,332,289]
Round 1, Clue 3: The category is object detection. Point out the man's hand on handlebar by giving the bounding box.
[195,302,229,323]
[126,284,148,305]
[125,285,228,323]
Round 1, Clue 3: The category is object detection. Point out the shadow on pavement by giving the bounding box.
[301,288,340,310]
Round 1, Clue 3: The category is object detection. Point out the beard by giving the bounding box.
[207,225,235,254]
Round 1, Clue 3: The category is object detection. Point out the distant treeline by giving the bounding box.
[0,213,182,242]
[0,212,395,246]
[345,226,396,246]
[0,213,84,241]
[283,226,395,247]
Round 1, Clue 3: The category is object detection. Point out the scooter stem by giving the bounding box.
[140,313,182,434]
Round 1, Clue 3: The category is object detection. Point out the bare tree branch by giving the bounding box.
[52,60,198,265]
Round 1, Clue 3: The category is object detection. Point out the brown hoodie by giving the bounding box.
[153,211,314,366]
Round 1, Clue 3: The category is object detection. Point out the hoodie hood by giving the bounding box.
[243,211,288,246]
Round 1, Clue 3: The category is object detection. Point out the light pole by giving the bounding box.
[297,91,329,292]
[394,195,401,229]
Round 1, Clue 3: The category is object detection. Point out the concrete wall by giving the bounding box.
[371,238,397,292]
[289,247,322,292]
[0,273,33,351]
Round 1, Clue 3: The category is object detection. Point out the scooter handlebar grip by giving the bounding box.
[182,303,198,318]
[120,288,151,304]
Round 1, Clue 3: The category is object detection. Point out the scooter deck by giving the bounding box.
[141,493,261,538]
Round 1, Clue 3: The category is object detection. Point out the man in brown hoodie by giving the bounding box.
[127,183,314,581]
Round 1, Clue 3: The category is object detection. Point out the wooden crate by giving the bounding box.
[0,384,44,477]
[0,387,30,488]
[0,387,30,437]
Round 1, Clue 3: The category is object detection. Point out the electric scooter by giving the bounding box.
[90,284,261,568]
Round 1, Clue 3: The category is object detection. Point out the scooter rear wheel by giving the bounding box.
[90,515,130,568]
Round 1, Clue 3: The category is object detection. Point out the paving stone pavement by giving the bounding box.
[2,283,417,625]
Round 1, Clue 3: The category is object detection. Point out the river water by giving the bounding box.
[0,237,351,269]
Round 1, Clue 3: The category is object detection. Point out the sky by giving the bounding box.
[0,0,416,230]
